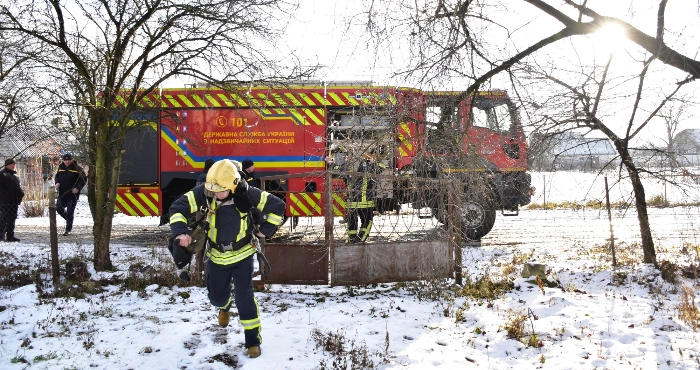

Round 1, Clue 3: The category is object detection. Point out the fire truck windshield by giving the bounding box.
[423,97,463,154]
[471,98,518,136]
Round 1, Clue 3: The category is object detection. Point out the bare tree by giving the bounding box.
[360,0,700,265]
[0,0,316,270]
[0,33,46,153]
[658,101,689,169]
[524,54,689,265]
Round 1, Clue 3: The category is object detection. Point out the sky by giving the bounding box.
[1,170,700,369]
[274,0,700,145]
[152,1,700,146]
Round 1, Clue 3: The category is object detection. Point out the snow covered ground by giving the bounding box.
[1,171,700,369]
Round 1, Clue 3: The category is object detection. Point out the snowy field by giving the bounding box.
[1,170,700,369]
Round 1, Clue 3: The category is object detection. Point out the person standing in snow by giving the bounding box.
[54,154,87,236]
[169,159,285,358]
[0,158,24,242]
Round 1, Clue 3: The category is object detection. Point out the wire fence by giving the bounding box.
[3,168,700,285]
[6,197,168,246]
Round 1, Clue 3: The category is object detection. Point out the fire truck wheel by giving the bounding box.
[460,189,497,241]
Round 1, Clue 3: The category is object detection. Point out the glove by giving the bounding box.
[167,236,193,269]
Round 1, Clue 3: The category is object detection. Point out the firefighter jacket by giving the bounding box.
[240,170,260,189]
[341,160,385,209]
[55,162,87,199]
[0,167,24,204]
[195,170,207,186]
[169,182,285,266]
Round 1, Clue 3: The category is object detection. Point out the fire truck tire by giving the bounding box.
[459,187,497,241]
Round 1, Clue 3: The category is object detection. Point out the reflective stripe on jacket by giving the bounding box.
[169,184,285,265]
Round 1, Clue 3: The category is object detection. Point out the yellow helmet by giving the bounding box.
[205,159,241,193]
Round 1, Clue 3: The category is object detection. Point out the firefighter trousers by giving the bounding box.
[206,256,261,348]
[0,203,19,240]
[56,195,78,232]
[346,207,374,242]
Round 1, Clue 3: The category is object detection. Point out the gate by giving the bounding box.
[259,172,460,286]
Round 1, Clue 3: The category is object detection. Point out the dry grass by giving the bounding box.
[678,286,699,331]
[503,308,528,340]
[647,194,670,208]
[310,328,381,370]
[524,200,631,210]
[524,196,700,210]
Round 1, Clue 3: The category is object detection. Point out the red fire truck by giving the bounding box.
[116,81,531,240]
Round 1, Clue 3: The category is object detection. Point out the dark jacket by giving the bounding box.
[169,182,285,266]
[241,170,260,189]
[0,167,24,204]
[196,171,208,186]
[55,162,87,199]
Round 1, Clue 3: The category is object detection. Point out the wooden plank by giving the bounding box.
[331,240,451,286]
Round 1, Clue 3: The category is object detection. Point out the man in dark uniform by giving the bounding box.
[54,154,87,236]
[240,158,260,189]
[0,158,24,242]
[169,159,285,359]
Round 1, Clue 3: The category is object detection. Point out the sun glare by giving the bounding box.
[593,23,628,54]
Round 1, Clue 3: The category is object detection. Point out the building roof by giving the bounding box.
[674,128,700,154]
[550,132,617,156]
[0,125,62,159]
[677,128,700,142]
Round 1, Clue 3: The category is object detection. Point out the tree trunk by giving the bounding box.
[621,154,657,264]
[90,110,120,271]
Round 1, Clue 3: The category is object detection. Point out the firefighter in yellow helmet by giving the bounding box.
[336,149,385,243]
[168,159,285,359]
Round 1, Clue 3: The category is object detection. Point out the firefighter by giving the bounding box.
[54,154,87,236]
[196,158,215,186]
[169,159,284,359]
[0,158,24,242]
[343,151,384,243]
[240,158,260,189]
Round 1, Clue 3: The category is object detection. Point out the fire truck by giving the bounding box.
[116,81,531,240]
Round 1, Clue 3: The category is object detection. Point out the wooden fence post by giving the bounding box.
[449,180,462,285]
[604,176,617,267]
[325,170,334,286]
[48,190,59,285]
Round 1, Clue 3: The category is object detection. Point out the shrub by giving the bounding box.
[647,194,669,208]
[18,160,52,217]
[660,260,678,284]
[504,309,527,339]
[527,334,544,348]
[20,184,49,218]
[458,274,514,303]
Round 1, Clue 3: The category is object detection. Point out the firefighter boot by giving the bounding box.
[218,310,230,327]
[247,346,261,358]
